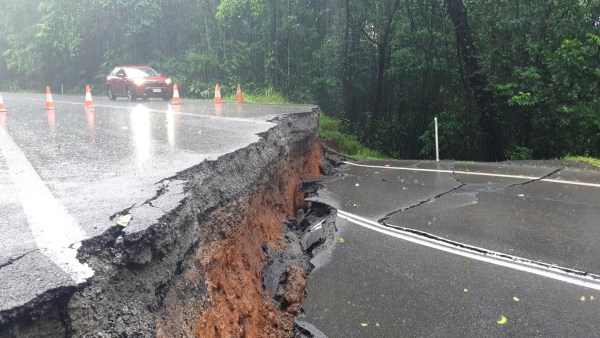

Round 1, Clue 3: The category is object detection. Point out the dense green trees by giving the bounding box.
[0,0,598,160]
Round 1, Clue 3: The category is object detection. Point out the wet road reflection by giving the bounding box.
[166,105,176,147]
[85,107,95,139]
[45,110,56,134]
[130,105,152,167]
[214,103,222,117]
[0,111,6,129]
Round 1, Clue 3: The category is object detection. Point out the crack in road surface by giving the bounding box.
[378,173,465,223]
[0,250,39,270]
[482,167,565,192]
[378,165,565,224]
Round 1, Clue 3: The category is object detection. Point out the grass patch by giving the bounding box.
[319,114,389,159]
[224,87,289,104]
[563,156,600,168]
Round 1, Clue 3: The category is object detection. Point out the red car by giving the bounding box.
[106,66,173,101]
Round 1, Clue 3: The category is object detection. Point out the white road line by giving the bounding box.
[343,161,600,188]
[0,127,94,283]
[309,219,326,233]
[337,210,600,290]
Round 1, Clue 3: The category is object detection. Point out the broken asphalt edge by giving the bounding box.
[0,107,339,337]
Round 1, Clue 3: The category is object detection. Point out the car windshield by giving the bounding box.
[126,67,159,78]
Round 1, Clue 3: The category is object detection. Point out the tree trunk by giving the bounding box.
[445,0,504,160]
[342,0,355,122]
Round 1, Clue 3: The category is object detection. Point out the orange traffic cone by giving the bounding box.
[84,85,94,108]
[214,84,223,104]
[45,86,55,110]
[236,83,243,103]
[0,93,7,112]
[172,83,181,105]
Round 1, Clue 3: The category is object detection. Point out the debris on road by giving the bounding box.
[115,214,132,228]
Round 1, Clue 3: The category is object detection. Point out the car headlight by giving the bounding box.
[133,78,146,86]
[165,78,172,85]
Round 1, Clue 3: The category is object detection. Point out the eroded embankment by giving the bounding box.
[0,108,336,337]
[158,142,323,337]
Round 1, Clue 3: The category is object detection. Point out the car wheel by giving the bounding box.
[107,86,117,101]
[126,87,135,102]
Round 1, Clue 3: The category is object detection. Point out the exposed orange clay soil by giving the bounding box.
[157,142,323,337]
[194,142,322,338]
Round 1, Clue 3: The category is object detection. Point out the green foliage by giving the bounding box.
[319,114,388,159]
[563,156,600,168]
[224,87,289,104]
[419,117,477,160]
[216,0,265,20]
[509,92,538,107]
[505,147,534,161]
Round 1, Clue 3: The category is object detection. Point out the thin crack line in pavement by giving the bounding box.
[339,210,600,290]
[148,201,169,214]
[0,249,39,269]
[483,167,565,192]
[378,172,466,223]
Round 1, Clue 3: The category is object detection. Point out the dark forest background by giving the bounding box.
[1,0,599,160]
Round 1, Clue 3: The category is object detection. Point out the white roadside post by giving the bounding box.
[434,117,440,162]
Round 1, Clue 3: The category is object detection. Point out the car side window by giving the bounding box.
[116,69,126,77]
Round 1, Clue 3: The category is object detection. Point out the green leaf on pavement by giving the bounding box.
[116,214,132,228]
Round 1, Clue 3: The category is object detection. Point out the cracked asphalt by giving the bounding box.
[301,159,600,337]
[0,93,316,315]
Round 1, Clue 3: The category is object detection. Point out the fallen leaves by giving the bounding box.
[497,315,508,325]
[459,258,471,265]
[359,322,381,328]
[116,214,132,228]
[580,295,597,302]
[338,237,346,244]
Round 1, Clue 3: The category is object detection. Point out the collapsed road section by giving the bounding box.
[0,99,337,337]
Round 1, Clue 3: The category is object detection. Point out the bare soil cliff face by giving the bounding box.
[159,143,323,338]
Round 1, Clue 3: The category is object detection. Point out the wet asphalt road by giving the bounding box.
[301,160,600,337]
[0,92,316,313]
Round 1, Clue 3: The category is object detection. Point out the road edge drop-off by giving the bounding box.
[0,107,334,337]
